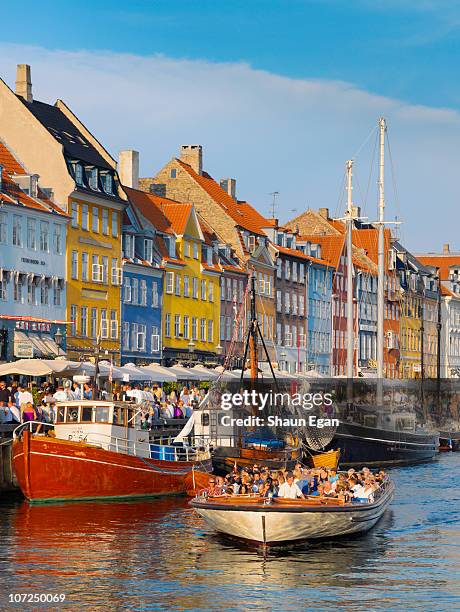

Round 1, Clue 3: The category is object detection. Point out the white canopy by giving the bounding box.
[166,365,202,381]
[190,365,219,381]
[0,359,81,377]
[138,363,178,382]
[118,363,153,382]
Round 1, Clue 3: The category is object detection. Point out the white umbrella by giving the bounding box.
[0,359,81,377]
[138,363,178,382]
[213,366,241,382]
[119,363,152,382]
[191,365,219,381]
[302,369,327,379]
[167,365,202,381]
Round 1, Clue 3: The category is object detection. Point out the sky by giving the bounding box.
[0,0,459,251]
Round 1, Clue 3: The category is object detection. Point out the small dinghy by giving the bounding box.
[190,475,394,546]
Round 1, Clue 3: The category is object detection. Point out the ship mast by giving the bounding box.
[249,271,258,381]
[346,159,354,381]
[377,117,386,405]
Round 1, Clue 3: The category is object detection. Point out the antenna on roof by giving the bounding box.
[269,191,279,218]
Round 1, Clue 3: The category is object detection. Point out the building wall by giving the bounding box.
[219,270,247,366]
[121,265,163,364]
[162,235,220,363]
[308,264,333,375]
[65,195,123,362]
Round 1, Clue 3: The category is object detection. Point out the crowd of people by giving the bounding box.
[206,463,386,504]
[0,378,204,428]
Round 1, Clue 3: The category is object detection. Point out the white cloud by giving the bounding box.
[0,43,458,251]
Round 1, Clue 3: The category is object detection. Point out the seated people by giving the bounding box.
[277,472,305,499]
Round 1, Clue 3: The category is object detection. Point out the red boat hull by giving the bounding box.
[13,431,212,503]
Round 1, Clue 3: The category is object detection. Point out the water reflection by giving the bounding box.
[0,456,459,610]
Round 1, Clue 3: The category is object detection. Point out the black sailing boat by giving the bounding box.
[318,118,439,467]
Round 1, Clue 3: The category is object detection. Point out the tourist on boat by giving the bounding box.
[15,386,33,408]
[0,401,20,424]
[277,472,305,499]
[180,387,191,406]
[20,402,36,423]
[0,381,11,406]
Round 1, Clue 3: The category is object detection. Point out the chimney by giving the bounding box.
[318,207,329,220]
[16,64,33,103]
[118,150,139,189]
[180,145,202,175]
[443,243,450,254]
[352,205,361,218]
[220,178,236,199]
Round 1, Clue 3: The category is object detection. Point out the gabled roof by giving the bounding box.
[124,187,174,235]
[272,243,331,267]
[176,159,267,236]
[416,254,460,280]
[297,234,345,269]
[19,98,112,169]
[0,141,67,216]
[161,202,193,236]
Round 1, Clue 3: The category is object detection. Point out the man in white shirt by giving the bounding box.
[16,386,33,407]
[277,473,305,499]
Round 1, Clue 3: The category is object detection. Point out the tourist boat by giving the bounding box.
[12,399,212,503]
[190,474,394,546]
[439,430,460,452]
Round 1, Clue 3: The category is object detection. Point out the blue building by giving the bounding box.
[120,181,163,365]
[0,141,68,362]
[306,256,333,376]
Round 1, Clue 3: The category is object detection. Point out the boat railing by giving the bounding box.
[13,421,55,439]
[191,433,297,453]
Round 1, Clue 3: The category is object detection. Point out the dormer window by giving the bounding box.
[75,163,83,186]
[103,173,113,194]
[144,239,153,263]
[89,168,99,190]
[168,236,176,258]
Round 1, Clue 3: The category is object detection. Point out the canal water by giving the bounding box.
[0,455,459,611]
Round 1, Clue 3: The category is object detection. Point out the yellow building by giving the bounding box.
[0,64,125,361]
[400,291,423,379]
[126,188,221,364]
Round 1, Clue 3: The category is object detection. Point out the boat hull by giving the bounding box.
[211,446,299,475]
[327,422,439,467]
[191,484,394,545]
[13,431,212,503]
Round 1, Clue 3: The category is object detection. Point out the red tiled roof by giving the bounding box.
[176,159,268,236]
[125,187,174,234]
[0,142,66,216]
[274,244,330,267]
[352,228,392,271]
[298,234,345,269]
[416,255,460,281]
[222,264,248,275]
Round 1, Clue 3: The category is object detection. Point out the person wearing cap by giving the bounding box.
[277,472,305,499]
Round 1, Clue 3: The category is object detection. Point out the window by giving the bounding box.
[227,278,232,301]
[193,243,199,259]
[13,215,22,247]
[102,256,108,284]
[122,322,130,350]
[151,327,160,352]
[200,318,206,341]
[226,316,231,341]
[81,204,89,230]
[102,209,109,235]
[112,211,118,238]
[208,282,214,302]
[174,314,181,337]
[90,308,97,338]
[27,219,36,249]
[192,277,198,299]
[175,274,181,296]
[92,207,99,232]
[184,241,190,257]
[13,276,23,303]
[220,315,225,341]
[170,168,177,178]
[80,307,88,336]
[183,275,190,297]
[27,281,35,305]
[104,173,113,194]
[132,278,139,304]
[111,258,120,285]
[166,272,174,294]
[75,164,83,186]
[137,324,146,350]
[92,255,101,282]
[71,202,78,228]
[53,223,62,254]
[71,251,78,279]
[124,234,134,258]
[220,278,225,300]
[89,168,98,190]
[40,221,49,252]
[207,320,213,343]
[201,280,207,300]
[70,305,77,336]
[183,315,189,339]
[165,313,171,337]
[124,277,131,302]
[277,259,282,279]
[144,239,153,263]
[0,212,7,244]
[100,309,108,338]
[0,278,7,301]
[110,310,118,339]
[53,284,61,306]
[140,279,147,306]
[152,282,159,308]
[191,317,198,341]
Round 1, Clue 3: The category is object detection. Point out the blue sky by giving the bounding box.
[1,1,459,251]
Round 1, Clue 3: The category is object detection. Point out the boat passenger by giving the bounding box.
[277,472,305,499]
[20,402,36,423]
